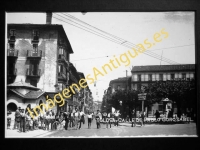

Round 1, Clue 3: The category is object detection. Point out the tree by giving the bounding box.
[145,79,196,118]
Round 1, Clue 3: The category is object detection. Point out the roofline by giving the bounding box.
[7,24,74,54]
[24,91,46,99]
[131,64,195,72]
[9,89,25,98]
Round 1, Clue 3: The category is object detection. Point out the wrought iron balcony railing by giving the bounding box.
[7,49,18,57]
[27,50,42,58]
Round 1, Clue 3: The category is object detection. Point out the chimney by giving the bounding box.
[46,12,52,24]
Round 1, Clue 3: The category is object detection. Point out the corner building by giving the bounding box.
[7,23,74,114]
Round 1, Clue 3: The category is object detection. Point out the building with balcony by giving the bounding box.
[109,77,131,92]
[6,13,77,115]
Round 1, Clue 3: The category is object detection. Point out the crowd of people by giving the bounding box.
[7,106,194,133]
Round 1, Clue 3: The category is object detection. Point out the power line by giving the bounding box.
[71,44,193,62]
[148,44,194,51]
[52,13,180,65]
[62,13,181,65]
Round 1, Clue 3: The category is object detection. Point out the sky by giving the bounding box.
[6,12,195,102]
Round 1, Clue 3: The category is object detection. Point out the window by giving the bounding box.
[33,30,39,41]
[155,74,159,81]
[30,63,39,76]
[66,53,69,61]
[10,29,16,36]
[9,29,16,41]
[182,73,186,79]
[9,43,15,49]
[163,74,167,81]
[148,74,152,81]
[141,74,145,81]
[133,74,137,81]
[58,83,63,91]
[59,47,64,55]
[30,80,37,87]
[117,85,120,90]
[171,74,175,80]
[159,74,163,81]
[138,74,141,81]
[58,65,63,73]
[152,74,156,81]
[33,44,38,53]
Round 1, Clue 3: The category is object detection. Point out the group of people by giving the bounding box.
[8,106,64,132]
[7,106,151,132]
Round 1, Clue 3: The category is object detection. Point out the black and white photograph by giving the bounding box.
[5,11,197,138]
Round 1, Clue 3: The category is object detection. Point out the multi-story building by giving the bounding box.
[109,77,131,92]
[6,13,77,115]
[131,64,195,90]
[131,64,195,115]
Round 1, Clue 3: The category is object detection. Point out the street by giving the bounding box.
[39,118,197,138]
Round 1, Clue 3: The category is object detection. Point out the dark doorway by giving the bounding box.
[7,103,17,112]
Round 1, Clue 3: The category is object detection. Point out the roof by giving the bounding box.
[9,89,25,98]
[24,91,45,99]
[7,24,74,54]
[7,81,40,90]
[109,77,131,84]
[132,64,195,72]
[9,89,45,99]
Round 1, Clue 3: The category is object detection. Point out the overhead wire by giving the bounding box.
[62,13,182,64]
[53,13,181,64]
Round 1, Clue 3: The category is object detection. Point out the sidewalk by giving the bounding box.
[5,129,59,138]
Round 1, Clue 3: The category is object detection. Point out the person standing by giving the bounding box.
[140,111,145,126]
[154,110,160,121]
[87,112,92,129]
[74,108,80,130]
[69,111,74,128]
[7,111,12,129]
[45,112,50,130]
[13,107,21,130]
[131,109,136,127]
[106,112,112,129]
[79,110,85,129]
[95,110,102,129]
[187,110,191,124]
[19,109,26,132]
[25,112,31,132]
[64,111,69,130]
[114,110,120,127]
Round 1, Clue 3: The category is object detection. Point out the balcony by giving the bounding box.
[58,72,67,81]
[31,37,39,43]
[8,36,16,43]
[7,68,17,76]
[27,50,42,59]
[7,49,18,58]
[58,54,69,66]
[26,68,41,78]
